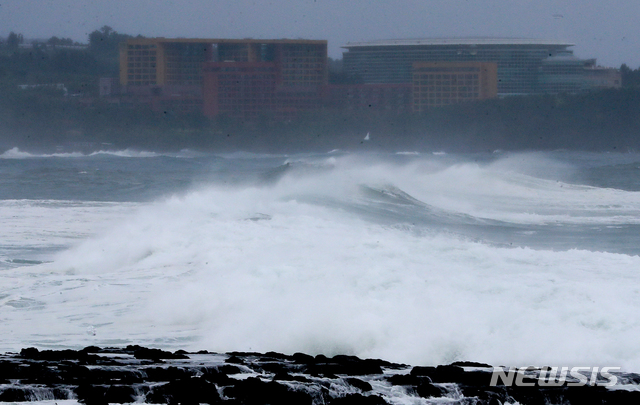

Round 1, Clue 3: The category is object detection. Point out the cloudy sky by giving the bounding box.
[1,0,639,67]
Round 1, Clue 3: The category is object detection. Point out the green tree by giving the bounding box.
[88,25,132,58]
[47,36,74,46]
[7,31,21,51]
[88,25,135,75]
[620,64,640,88]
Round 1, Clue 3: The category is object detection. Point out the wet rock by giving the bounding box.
[143,366,195,382]
[22,363,63,384]
[292,352,315,364]
[460,386,511,404]
[57,362,91,383]
[259,361,292,374]
[216,364,243,375]
[223,377,313,405]
[0,361,17,381]
[0,387,29,402]
[605,390,640,403]
[386,373,431,386]
[263,351,290,360]
[451,361,494,368]
[346,377,373,392]
[329,393,389,405]
[202,368,236,386]
[75,384,108,405]
[129,347,189,360]
[272,371,311,383]
[19,347,40,359]
[415,381,446,398]
[20,347,100,363]
[411,366,465,383]
[308,355,383,376]
[146,378,220,404]
[225,355,245,364]
[103,385,138,404]
[410,365,437,377]
[2,347,640,405]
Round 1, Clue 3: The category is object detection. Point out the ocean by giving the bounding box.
[1,147,640,372]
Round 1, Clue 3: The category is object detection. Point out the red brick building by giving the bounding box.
[120,38,327,119]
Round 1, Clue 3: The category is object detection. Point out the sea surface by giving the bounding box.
[1,147,640,371]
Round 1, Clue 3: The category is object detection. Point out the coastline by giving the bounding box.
[2,88,640,155]
[2,346,640,404]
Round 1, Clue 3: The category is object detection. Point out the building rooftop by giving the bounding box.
[342,37,574,48]
[125,37,326,45]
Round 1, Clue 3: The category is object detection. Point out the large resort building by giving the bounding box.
[412,62,498,111]
[119,37,327,118]
[112,36,620,119]
[341,38,617,96]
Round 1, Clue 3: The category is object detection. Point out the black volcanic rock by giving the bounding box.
[223,377,313,405]
[143,366,195,382]
[263,351,290,360]
[259,360,291,374]
[329,393,389,405]
[386,373,432,386]
[307,355,384,376]
[272,371,311,383]
[410,365,437,376]
[147,378,220,404]
[19,348,40,359]
[451,361,494,368]
[129,346,189,360]
[2,347,640,405]
[460,386,511,404]
[215,364,244,375]
[76,384,109,405]
[412,366,455,385]
[202,368,236,386]
[415,381,446,398]
[103,385,139,404]
[346,377,373,392]
[292,352,315,364]
[20,347,100,363]
[0,387,29,402]
[225,355,245,364]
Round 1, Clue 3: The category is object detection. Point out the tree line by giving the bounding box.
[0,26,135,92]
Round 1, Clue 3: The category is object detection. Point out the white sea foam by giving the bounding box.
[340,155,640,225]
[0,200,140,270]
[3,201,639,368]
[89,149,160,158]
[217,151,288,159]
[0,147,86,159]
[0,147,164,159]
[1,155,640,372]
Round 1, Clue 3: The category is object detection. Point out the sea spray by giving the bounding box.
[1,151,640,372]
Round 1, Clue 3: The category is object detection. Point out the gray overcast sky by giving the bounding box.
[1,0,639,68]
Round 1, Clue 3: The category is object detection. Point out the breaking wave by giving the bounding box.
[0,147,165,159]
[2,152,640,372]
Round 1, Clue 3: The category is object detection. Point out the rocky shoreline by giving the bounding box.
[1,346,639,404]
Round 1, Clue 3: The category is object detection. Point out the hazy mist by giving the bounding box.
[1,0,639,67]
